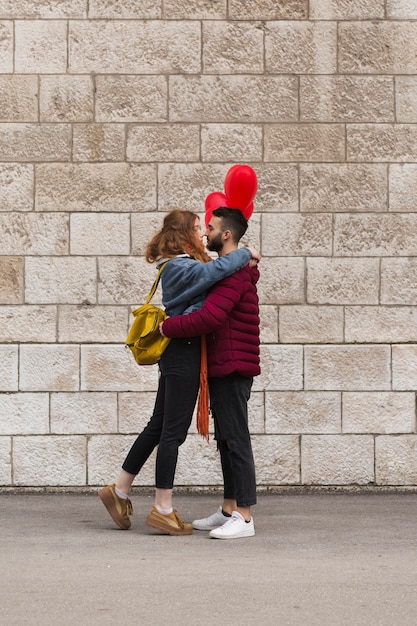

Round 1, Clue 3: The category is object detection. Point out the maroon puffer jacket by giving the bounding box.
[162,265,260,378]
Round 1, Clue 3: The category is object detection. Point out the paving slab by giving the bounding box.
[2,491,417,625]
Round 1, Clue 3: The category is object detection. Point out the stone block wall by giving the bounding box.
[1,0,417,489]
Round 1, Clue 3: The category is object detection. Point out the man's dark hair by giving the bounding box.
[212,207,248,243]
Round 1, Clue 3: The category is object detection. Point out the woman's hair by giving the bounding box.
[145,209,211,263]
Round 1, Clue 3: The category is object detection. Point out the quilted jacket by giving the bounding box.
[162,265,260,378]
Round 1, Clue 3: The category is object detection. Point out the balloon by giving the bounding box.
[205,191,228,212]
[204,192,228,227]
[224,165,257,211]
[243,201,254,220]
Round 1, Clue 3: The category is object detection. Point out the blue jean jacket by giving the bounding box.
[159,248,251,317]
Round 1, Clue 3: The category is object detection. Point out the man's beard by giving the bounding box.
[207,233,223,253]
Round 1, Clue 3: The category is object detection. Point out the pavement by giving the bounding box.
[2,490,417,625]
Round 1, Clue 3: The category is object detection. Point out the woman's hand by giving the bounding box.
[247,246,261,265]
[159,321,166,337]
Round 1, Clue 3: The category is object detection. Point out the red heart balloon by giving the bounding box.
[204,192,229,227]
[243,201,254,220]
[224,165,258,210]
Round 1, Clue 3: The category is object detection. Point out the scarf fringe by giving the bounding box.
[196,335,209,441]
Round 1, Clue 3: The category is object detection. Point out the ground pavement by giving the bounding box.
[2,490,417,625]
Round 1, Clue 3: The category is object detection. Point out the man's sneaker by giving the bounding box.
[192,506,231,531]
[98,484,132,530]
[209,511,255,539]
[146,507,193,536]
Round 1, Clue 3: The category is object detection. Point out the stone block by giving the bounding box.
[343,392,415,434]
[396,77,417,123]
[20,344,80,392]
[0,75,38,122]
[15,20,67,73]
[0,257,24,304]
[229,0,307,19]
[0,393,49,435]
[203,21,264,73]
[335,214,417,256]
[301,435,374,485]
[0,305,56,343]
[265,22,336,73]
[118,392,159,433]
[58,305,128,343]
[300,164,387,213]
[40,75,94,123]
[392,345,417,390]
[169,75,298,122]
[25,257,96,304]
[339,22,417,74]
[376,436,417,485]
[0,346,18,391]
[387,0,417,18]
[70,213,130,256]
[0,124,71,162]
[307,258,380,305]
[2,1,85,18]
[163,0,226,19]
[0,438,11,484]
[345,306,417,343]
[35,163,156,212]
[98,257,155,305]
[300,76,393,122]
[13,435,87,486]
[310,0,384,19]
[88,434,155,485]
[259,305,278,344]
[248,392,265,434]
[0,21,13,72]
[381,258,417,305]
[389,164,417,212]
[0,164,33,211]
[255,345,303,391]
[95,75,167,123]
[347,124,417,162]
[69,21,200,74]
[257,258,305,305]
[89,0,160,18]
[252,434,300,485]
[0,213,69,255]
[262,213,333,256]
[265,391,341,434]
[265,124,345,162]
[127,124,200,162]
[50,392,117,434]
[304,345,391,391]
[81,345,159,392]
[201,124,262,162]
[73,123,125,162]
[279,305,344,344]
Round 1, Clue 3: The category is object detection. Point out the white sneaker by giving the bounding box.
[192,506,230,531]
[209,511,255,539]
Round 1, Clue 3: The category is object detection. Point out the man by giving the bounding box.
[160,207,260,539]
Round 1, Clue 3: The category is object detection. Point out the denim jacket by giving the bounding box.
[158,247,252,317]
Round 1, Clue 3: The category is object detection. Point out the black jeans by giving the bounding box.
[209,372,257,508]
[122,336,201,489]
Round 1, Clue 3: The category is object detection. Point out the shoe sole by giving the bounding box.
[192,523,223,531]
[209,529,255,539]
[146,515,193,536]
[98,488,130,530]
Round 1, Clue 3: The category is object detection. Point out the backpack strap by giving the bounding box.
[145,261,168,304]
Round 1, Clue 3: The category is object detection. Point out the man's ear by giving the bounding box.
[222,229,232,241]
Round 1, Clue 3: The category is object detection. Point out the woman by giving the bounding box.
[99,209,260,535]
